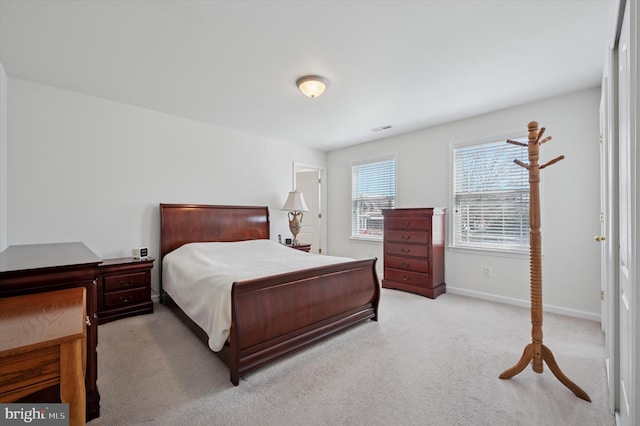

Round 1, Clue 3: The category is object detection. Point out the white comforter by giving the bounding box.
[162,239,354,351]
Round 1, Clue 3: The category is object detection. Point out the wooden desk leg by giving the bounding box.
[60,339,86,426]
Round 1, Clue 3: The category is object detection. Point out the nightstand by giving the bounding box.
[291,244,311,253]
[96,257,154,324]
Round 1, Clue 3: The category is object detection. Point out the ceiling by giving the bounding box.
[0,0,615,151]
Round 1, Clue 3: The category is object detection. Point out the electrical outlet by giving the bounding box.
[482,267,492,278]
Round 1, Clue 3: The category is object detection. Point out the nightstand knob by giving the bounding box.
[119,280,133,287]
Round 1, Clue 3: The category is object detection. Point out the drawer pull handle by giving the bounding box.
[86,315,91,326]
[119,296,130,303]
[119,280,133,287]
[401,235,410,241]
[401,248,411,254]
[401,221,410,228]
[402,275,409,281]
[402,262,410,268]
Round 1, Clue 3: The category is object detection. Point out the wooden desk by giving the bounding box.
[0,287,87,425]
[0,242,102,420]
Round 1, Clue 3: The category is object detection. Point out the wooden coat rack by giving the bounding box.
[498,121,591,402]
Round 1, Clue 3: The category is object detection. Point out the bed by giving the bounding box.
[159,203,380,385]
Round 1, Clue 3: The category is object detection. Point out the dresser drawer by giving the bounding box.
[384,230,430,244]
[384,217,431,231]
[385,242,429,258]
[385,254,429,273]
[384,268,430,286]
[104,272,147,291]
[104,287,147,308]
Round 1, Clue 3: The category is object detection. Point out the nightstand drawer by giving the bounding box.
[97,257,154,324]
[104,287,147,308]
[104,272,147,291]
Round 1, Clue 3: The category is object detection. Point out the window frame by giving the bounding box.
[449,132,531,255]
[350,154,397,242]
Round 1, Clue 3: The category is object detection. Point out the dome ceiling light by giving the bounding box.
[296,75,328,98]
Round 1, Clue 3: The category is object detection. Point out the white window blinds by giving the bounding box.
[351,158,396,239]
[453,139,529,251]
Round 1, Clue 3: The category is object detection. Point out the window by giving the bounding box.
[452,138,529,251]
[351,157,396,240]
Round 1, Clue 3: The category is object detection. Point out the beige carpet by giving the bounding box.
[90,289,614,426]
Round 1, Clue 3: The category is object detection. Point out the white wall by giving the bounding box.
[7,78,326,294]
[328,87,602,320]
[0,63,7,252]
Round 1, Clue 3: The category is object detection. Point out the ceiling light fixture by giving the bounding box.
[296,75,328,98]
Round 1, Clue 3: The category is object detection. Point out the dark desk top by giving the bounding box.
[0,242,102,274]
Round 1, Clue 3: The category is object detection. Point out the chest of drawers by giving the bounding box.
[381,208,446,299]
[0,242,102,420]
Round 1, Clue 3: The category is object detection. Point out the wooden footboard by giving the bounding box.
[164,258,379,385]
[227,258,379,385]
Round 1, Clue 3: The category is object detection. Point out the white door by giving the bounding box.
[599,84,608,333]
[600,62,619,414]
[616,2,635,423]
[295,169,322,254]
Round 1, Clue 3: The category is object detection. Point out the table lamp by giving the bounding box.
[281,191,309,245]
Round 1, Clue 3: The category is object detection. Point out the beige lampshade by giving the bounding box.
[281,191,309,212]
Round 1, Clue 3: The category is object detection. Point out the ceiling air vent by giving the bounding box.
[371,125,392,132]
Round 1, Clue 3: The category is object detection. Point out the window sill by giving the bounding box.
[350,236,383,243]
[447,245,530,259]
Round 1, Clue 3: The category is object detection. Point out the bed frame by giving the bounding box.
[159,203,380,385]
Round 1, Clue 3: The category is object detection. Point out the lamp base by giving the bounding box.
[288,211,304,247]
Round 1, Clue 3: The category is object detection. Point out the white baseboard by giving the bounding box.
[446,286,601,322]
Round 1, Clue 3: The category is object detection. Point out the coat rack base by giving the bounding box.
[499,342,591,402]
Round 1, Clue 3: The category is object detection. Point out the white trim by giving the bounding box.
[293,161,327,255]
[446,286,601,322]
[447,245,529,259]
[0,62,7,252]
[349,236,383,243]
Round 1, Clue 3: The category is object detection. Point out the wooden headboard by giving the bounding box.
[159,204,270,260]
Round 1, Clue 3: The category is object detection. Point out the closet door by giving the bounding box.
[599,63,618,413]
[616,1,637,424]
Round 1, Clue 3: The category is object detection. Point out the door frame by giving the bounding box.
[293,162,327,255]
[604,1,639,424]
[600,50,620,414]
